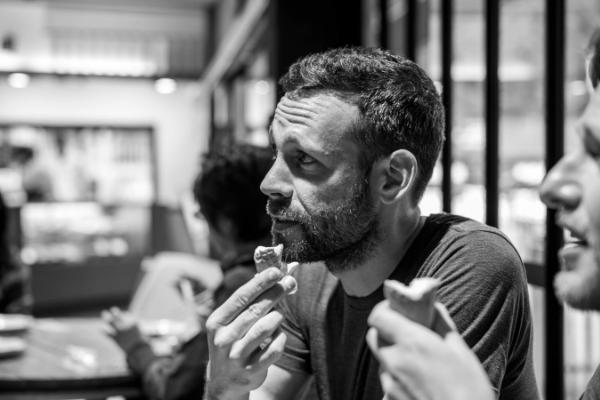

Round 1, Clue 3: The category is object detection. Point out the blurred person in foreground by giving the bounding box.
[585,28,600,93]
[203,47,538,400]
[102,144,273,400]
[0,191,32,314]
[366,31,600,400]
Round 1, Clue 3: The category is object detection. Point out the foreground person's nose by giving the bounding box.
[539,159,582,211]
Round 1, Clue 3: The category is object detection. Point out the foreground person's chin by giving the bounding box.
[554,252,600,311]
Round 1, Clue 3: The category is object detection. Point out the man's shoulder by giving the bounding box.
[581,363,600,400]
[419,213,525,283]
[426,213,517,251]
[427,212,506,234]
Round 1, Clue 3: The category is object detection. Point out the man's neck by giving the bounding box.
[334,212,425,297]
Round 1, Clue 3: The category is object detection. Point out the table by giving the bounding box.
[0,317,143,400]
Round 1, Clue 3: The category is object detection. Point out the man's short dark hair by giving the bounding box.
[280,47,445,201]
[587,28,600,89]
[193,144,272,243]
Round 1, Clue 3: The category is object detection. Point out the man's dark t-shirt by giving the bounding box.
[581,364,600,400]
[276,213,539,400]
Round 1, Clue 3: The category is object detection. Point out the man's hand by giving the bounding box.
[102,307,144,352]
[367,301,495,400]
[204,266,297,400]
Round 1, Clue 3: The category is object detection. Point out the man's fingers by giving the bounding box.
[208,267,285,327]
[431,302,457,337]
[101,310,117,335]
[380,371,415,400]
[214,275,295,342]
[229,311,284,361]
[366,327,382,356]
[248,330,287,370]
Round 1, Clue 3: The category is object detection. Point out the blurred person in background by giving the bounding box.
[202,47,537,400]
[0,190,32,314]
[365,29,600,400]
[103,144,273,400]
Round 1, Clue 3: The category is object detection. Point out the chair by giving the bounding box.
[128,251,222,323]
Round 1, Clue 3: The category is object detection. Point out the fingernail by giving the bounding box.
[280,275,298,293]
[286,262,299,274]
[268,268,281,280]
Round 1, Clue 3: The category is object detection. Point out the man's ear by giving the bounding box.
[375,149,418,204]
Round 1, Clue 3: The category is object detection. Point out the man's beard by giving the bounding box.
[267,179,379,273]
[554,247,600,311]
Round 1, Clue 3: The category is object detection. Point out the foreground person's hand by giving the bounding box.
[367,301,495,400]
[204,266,297,400]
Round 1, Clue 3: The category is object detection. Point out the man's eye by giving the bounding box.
[582,127,600,159]
[586,146,600,160]
[270,145,277,161]
[297,153,317,166]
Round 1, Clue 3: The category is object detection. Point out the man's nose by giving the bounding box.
[260,156,293,199]
[539,158,582,211]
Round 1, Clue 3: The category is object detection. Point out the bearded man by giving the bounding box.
[203,47,538,400]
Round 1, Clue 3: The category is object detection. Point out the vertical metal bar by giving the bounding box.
[379,0,388,49]
[544,0,565,398]
[209,91,216,150]
[406,0,418,60]
[441,0,453,212]
[484,0,499,228]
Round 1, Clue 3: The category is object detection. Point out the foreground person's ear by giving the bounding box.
[376,149,418,204]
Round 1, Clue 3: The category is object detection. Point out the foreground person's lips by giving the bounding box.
[558,227,589,272]
[564,226,587,244]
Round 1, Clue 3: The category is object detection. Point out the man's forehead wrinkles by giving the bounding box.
[280,94,333,111]
[277,102,318,118]
[274,105,314,127]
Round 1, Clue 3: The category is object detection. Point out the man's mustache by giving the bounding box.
[266,199,306,221]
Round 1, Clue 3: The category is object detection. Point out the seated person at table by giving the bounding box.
[202,47,538,400]
[0,191,32,314]
[103,144,273,400]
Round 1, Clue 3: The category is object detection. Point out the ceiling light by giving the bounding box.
[154,78,177,94]
[7,72,30,89]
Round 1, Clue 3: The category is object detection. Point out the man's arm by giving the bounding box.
[203,267,297,400]
[431,229,537,398]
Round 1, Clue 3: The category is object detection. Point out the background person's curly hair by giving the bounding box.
[280,46,445,201]
[193,144,272,244]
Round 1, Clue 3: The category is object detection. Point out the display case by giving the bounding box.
[0,124,156,314]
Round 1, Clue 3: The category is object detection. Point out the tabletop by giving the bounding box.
[0,317,143,400]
